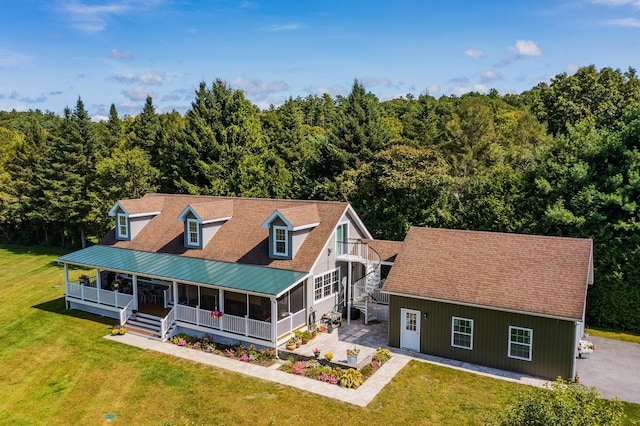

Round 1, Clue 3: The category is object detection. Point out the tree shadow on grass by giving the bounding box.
[32,297,116,326]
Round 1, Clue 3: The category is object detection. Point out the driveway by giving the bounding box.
[577,336,640,404]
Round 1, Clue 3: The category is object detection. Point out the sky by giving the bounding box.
[1,0,639,120]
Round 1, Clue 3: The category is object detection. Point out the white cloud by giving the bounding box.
[305,85,347,97]
[451,84,488,96]
[121,86,156,101]
[590,0,640,6]
[426,84,441,96]
[0,49,32,67]
[478,70,501,83]
[230,77,288,95]
[266,24,302,31]
[465,49,484,59]
[514,40,542,56]
[111,71,164,85]
[361,77,392,88]
[603,17,640,26]
[58,0,164,32]
[565,64,580,74]
[110,48,133,59]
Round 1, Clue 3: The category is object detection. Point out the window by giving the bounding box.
[336,223,347,255]
[273,225,288,256]
[117,213,128,239]
[509,326,533,361]
[200,287,219,311]
[187,218,199,247]
[451,317,474,350]
[314,268,340,301]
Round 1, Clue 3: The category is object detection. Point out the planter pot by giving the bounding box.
[579,352,591,359]
[295,339,301,348]
[314,353,320,359]
[347,354,358,367]
[286,343,296,351]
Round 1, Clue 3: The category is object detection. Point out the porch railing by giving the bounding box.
[160,307,176,341]
[67,281,134,309]
[175,304,274,341]
[120,299,135,325]
[276,308,306,338]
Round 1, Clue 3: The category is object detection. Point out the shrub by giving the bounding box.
[372,347,392,364]
[486,379,624,425]
[336,368,364,389]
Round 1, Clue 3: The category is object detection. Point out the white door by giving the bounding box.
[400,308,421,351]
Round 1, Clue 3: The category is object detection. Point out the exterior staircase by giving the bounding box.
[125,312,172,340]
[347,241,386,323]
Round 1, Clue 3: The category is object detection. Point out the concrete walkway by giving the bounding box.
[105,333,410,407]
[105,319,549,407]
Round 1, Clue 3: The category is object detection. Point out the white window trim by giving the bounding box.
[186,218,200,247]
[313,268,340,302]
[451,316,474,350]
[335,223,348,256]
[273,225,289,257]
[117,213,128,239]
[508,326,533,361]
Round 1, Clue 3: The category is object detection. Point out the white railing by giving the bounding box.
[371,288,389,305]
[67,282,133,308]
[276,308,306,338]
[176,304,199,324]
[120,299,134,325]
[224,314,246,335]
[174,305,272,340]
[160,307,176,340]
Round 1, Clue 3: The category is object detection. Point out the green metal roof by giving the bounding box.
[57,245,308,297]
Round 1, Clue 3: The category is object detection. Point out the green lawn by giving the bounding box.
[0,244,638,425]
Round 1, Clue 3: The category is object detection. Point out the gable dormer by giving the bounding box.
[108,197,163,241]
[177,200,233,249]
[261,204,320,260]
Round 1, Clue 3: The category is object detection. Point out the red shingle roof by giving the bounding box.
[278,204,320,228]
[119,197,164,215]
[363,238,403,263]
[101,194,348,272]
[382,227,593,320]
[190,200,234,222]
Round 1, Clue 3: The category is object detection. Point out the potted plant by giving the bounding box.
[312,348,321,358]
[346,346,360,367]
[286,338,297,351]
[324,351,334,361]
[578,339,596,358]
[300,330,312,344]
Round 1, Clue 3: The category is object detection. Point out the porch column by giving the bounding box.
[64,263,69,310]
[271,297,278,349]
[219,290,225,331]
[132,275,138,310]
[347,260,353,325]
[172,281,178,309]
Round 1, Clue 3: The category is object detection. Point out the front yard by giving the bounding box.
[1,244,638,425]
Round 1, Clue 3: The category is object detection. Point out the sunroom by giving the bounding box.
[58,245,308,347]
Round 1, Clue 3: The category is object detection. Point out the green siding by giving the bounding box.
[389,295,576,379]
[58,245,307,297]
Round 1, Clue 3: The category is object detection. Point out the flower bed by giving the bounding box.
[279,347,392,389]
[170,333,277,366]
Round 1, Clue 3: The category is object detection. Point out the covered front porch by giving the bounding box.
[58,245,309,347]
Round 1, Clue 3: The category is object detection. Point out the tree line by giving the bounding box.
[0,65,638,332]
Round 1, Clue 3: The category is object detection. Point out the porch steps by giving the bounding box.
[125,312,168,340]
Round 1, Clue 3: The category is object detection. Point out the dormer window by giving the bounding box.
[273,226,288,256]
[117,213,129,239]
[186,218,200,247]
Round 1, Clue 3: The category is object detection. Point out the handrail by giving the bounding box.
[160,306,176,341]
[120,299,134,325]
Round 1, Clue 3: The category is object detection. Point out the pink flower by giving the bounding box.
[239,354,249,362]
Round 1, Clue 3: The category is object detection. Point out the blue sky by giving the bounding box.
[1,0,639,120]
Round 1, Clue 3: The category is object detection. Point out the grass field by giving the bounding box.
[0,244,638,425]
